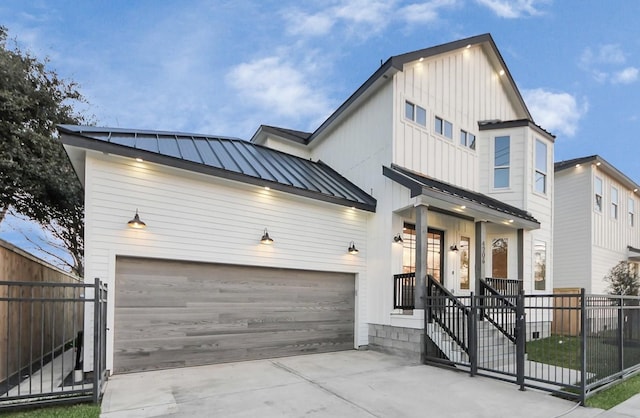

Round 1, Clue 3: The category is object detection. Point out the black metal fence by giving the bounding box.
[423,289,640,404]
[393,273,415,310]
[0,278,108,410]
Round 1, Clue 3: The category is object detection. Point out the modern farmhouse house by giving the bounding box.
[60,33,555,374]
[554,155,640,294]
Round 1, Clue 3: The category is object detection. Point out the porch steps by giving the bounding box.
[425,320,517,368]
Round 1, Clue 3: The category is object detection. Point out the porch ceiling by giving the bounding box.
[383,164,540,230]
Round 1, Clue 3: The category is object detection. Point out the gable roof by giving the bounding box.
[383,164,540,230]
[308,33,532,145]
[251,125,312,145]
[58,125,376,212]
[555,155,639,193]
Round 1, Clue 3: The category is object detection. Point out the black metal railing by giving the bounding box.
[0,278,108,410]
[478,278,518,343]
[393,273,415,310]
[484,277,523,296]
[426,275,471,354]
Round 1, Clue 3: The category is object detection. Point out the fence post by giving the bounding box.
[469,292,477,377]
[618,296,624,373]
[579,288,587,405]
[516,289,525,391]
[93,278,100,404]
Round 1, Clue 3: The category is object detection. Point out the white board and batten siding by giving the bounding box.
[394,44,524,192]
[82,151,369,372]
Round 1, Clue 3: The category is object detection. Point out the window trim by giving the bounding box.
[611,186,619,220]
[434,116,453,139]
[404,100,427,127]
[493,135,510,189]
[534,139,547,195]
[594,176,603,213]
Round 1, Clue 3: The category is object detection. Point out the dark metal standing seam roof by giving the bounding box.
[383,164,539,226]
[58,125,376,212]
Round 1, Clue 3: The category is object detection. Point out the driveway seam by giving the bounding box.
[270,360,382,418]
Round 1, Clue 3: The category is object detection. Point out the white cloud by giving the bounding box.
[611,67,639,84]
[398,0,459,24]
[226,55,332,122]
[282,10,335,37]
[523,88,587,137]
[475,0,546,18]
[332,0,394,25]
[580,44,626,67]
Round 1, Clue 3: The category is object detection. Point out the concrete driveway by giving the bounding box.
[100,350,613,418]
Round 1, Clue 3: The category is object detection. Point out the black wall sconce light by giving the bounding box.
[260,228,274,244]
[127,209,146,229]
[393,233,403,243]
[348,241,359,255]
[450,244,459,252]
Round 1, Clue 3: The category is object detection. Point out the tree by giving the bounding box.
[605,261,640,296]
[0,26,88,276]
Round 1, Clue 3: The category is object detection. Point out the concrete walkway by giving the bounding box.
[100,350,635,418]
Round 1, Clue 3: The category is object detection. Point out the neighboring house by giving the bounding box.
[60,33,555,374]
[554,155,640,294]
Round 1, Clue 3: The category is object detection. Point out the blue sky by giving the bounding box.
[1,1,639,265]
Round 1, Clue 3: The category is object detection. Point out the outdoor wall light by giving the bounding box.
[449,244,459,252]
[393,233,403,243]
[127,209,146,229]
[348,241,359,255]
[260,228,274,245]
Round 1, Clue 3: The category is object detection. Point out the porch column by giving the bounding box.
[517,228,524,286]
[474,221,486,296]
[415,203,429,309]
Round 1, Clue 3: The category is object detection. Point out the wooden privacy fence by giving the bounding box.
[0,239,83,386]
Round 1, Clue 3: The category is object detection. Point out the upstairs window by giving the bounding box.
[494,136,510,188]
[405,101,426,127]
[611,187,619,219]
[435,116,453,139]
[594,176,603,212]
[629,197,635,227]
[535,139,547,194]
[460,130,476,150]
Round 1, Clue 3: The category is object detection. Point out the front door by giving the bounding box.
[402,223,445,285]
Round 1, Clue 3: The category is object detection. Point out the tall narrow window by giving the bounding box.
[611,187,618,219]
[494,136,510,188]
[594,176,603,212]
[629,197,635,227]
[535,139,547,194]
[460,237,470,290]
[491,238,508,278]
[534,241,546,291]
[401,224,444,285]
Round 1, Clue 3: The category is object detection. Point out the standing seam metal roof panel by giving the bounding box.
[57,125,376,212]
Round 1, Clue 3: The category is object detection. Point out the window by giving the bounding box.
[534,241,546,291]
[435,116,453,139]
[611,187,618,219]
[402,223,445,284]
[405,101,426,127]
[460,130,476,150]
[491,238,508,278]
[460,237,470,290]
[494,136,510,188]
[594,176,603,212]
[535,139,547,194]
[629,197,635,227]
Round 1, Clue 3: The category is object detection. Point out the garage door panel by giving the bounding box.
[114,257,355,373]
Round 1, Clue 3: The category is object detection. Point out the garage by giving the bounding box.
[114,257,356,374]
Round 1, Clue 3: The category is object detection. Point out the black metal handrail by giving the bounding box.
[484,277,523,297]
[479,278,517,343]
[426,275,470,354]
[393,272,415,309]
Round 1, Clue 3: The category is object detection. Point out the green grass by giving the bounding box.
[0,403,100,418]
[586,373,640,410]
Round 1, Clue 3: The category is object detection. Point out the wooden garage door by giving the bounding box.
[114,257,355,373]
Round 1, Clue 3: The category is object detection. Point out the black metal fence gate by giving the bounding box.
[0,278,108,410]
[424,289,640,404]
